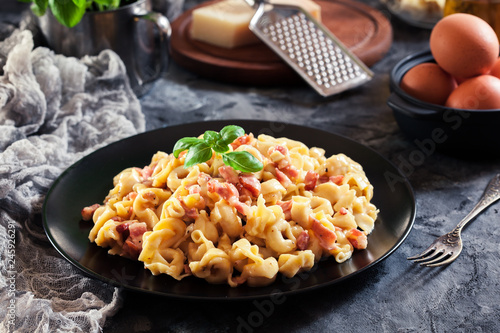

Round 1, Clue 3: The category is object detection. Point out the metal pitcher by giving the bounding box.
[34,0,171,96]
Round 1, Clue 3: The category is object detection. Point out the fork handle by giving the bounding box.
[454,174,500,233]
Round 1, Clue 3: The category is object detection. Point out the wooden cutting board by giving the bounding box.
[169,0,393,86]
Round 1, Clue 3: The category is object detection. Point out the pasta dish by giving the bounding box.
[81,130,378,287]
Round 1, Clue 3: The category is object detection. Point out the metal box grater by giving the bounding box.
[247,0,374,96]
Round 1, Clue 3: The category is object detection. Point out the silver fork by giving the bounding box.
[408,173,500,267]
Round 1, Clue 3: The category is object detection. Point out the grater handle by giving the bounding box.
[243,0,260,8]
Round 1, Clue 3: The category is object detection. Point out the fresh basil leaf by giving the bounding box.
[203,130,221,146]
[31,0,48,16]
[220,125,244,145]
[212,141,229,154]
[49,0,85,27]
[172,137,203,158]
[222,151,263,173]
[184,142,213,168]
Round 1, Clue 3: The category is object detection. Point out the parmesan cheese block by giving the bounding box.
[190,0,322,49]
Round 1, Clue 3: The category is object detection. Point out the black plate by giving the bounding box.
[43,120,416,300]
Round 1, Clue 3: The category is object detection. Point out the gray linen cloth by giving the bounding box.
[0,28,144,332]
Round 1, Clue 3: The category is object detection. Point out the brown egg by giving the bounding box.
[430,13,499,79]
[400,62,457,105]
[489,58,500,79]
[445,75,500,109]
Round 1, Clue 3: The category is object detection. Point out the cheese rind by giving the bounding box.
[190,0,322,49]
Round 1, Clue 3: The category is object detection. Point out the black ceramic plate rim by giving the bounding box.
[42,120,416,301]
[390,50,500,114]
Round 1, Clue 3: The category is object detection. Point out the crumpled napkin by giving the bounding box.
[0,28,145,332]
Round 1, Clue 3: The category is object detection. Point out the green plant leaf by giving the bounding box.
[220,125,244,145]
[49,0,86,27]
[31,0,48,15]
[173,126,263,172]
[222,151,263,173]
[93,0,120,9]
[172,137,203,158]
[72,0,86,7]
[93,0,113,4]
[183,142,213,168]
[203,130,221,146]
[212,141,229,154]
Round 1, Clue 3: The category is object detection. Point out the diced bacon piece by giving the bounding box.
[116,222,130,235]
[269,145,288,156]
[304,170,319,191]
[197,173,212,187]
[319,174,344,185]
[121,222,147,260]
[268,145,290,168]
[277,200,293,220]
[346,228,368,250]
[330,175,344,185]
[310,217,337,251]
[180,199,200,220]
[111,216,125,222]
[231,199,251,216]
[219,166,240,184]
[281,165,300,179]
[142,191,157,202]
[141,179,153,187]
[130,222,147,238]
[141,166,154,179]
[208,178,251,215]
[188,184,201,194]
[81,204,100,221]
[339,207,348,215]
[231,275,247,286]
[238,174,261,197]
[126,192,138,201]
[184,264,192,275]
[117,222,132,251]
[208,179,239,201]
[296,231,310,250]
[186,206,200,219]
[236,184,253,205]
[319,175,330,183]
[275,169,292,187]
[184,207,199,220]
[230,133,253,150]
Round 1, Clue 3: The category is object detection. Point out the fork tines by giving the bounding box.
[407,233,462,267]
[407,248,455,267]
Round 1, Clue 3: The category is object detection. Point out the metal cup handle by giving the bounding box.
[132,11,171,90]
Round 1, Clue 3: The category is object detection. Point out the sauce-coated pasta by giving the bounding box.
[82,132,379,287]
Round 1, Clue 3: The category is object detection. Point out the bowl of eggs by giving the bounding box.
[388,13,500,158]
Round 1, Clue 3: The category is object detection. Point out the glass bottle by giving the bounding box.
[443,0,500,39]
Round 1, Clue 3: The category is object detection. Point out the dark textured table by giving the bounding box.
[3,0,500,332]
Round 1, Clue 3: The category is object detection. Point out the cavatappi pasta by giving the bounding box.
[81,133,379,287]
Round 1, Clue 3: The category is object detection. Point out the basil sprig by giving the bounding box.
[173,125,263,173]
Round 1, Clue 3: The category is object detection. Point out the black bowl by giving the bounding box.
[388,50,500,158]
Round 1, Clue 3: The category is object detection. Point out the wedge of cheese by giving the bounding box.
[190,0,322,49]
